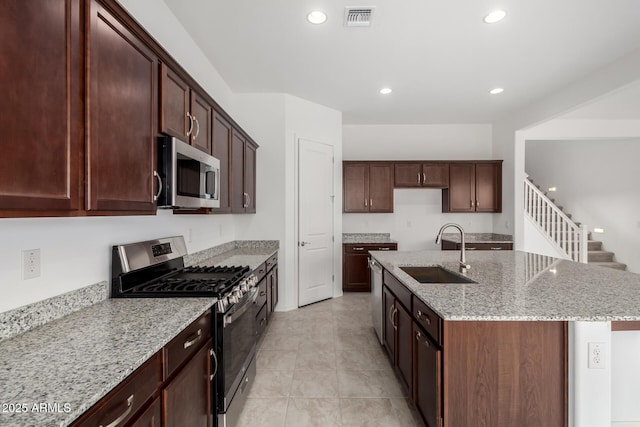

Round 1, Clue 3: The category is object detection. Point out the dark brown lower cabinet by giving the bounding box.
[130,397,161,427]
[382,284,412,394]
[343,243,397,292]
[163,339,212,427]
[413,323,442,427]
[380,271,567,427]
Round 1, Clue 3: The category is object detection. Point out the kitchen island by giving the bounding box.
[369,249,640,427]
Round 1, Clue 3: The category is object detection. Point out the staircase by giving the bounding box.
[524,177,626,271]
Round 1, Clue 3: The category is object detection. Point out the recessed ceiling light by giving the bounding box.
[483,10,507,24]
[307,11,327,24]
[379,87,392,95]
[489,87,504,95]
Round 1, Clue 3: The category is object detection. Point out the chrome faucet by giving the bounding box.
[435,223,471,270]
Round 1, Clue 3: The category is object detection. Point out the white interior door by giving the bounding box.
[298,138,334,307]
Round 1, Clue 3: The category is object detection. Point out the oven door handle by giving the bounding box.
[224,288,258,325]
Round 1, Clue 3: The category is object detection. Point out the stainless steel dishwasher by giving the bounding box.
[369,257,384,345]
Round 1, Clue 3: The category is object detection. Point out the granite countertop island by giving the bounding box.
[370,250,640,321]
[0,242,278,427]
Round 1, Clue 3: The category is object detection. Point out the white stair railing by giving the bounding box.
[524,178,588,263]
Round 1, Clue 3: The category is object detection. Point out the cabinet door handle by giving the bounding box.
[423,172,427,183]
[243,192,249,208]
[417,173,421,184]
[99,394,134,427]
[186,112,194,136]
[153,171,163,201]
[393,307,398,330]
[415,331,430,347]
[364,199,368,207]
[183,329,202,349]
[210,348,218,380]
[470,200,474,208]
[370,199,373,208]
[416,310,431,325]
[476,200,479,208]
[388,303,395,325]
[193,117,200,140]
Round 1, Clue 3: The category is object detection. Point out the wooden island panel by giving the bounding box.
[443,320,567,427]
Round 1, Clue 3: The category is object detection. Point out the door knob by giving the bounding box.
[299,241,311,246]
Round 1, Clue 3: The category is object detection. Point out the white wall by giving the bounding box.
[612,331,640,423]
[0,0,242,313]
[235,94,343,311]
[491,47,640,247]
[526,138,640,273]
[0,212,235,313]
[343,124,496,250]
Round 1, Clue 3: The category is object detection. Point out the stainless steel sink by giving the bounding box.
[399,266,477,284]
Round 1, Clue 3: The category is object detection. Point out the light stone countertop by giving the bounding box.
[440,233,513,243]
[194,247,278,271]
[0,298,215,427]
[0,242,279,427]
[343,233,397,244]
[370,250,640,321]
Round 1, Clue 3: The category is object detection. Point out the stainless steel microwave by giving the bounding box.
[156,136,220,209]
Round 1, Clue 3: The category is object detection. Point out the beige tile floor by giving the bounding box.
[237,292,422,427]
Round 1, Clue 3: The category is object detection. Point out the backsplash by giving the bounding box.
[0,281,108,342]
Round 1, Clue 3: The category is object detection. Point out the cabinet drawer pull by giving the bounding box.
[260,291,266,296]
[183,329,202,349]
[490,247,503,250]
[378,247,390,251]
[466,247,477,250]
[99,394,133,427]
[416,310,431,325]
[353,247,365,251]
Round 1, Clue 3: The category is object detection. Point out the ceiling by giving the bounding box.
[162,0,640,125]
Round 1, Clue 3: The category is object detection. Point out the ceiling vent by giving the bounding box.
[344,7,375,27]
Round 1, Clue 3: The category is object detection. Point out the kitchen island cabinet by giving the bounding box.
[368,249,640,427]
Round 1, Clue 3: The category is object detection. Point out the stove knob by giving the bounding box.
[217,299,227,312]
[233,289,243,299]
[240,282,248,292]
[228,294,238,304]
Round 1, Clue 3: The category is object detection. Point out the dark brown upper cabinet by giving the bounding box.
[0,0,83,215]
[211,111,232,213]
[443,161,502,213]
[231,130,257,213]
[86,0,158,213]
[395,163,449,188]
[160,63,212,154]
[343,162,394,213]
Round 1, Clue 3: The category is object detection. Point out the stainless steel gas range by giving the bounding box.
[111,236,258,427]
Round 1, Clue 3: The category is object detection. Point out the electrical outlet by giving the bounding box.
[588,342,605,369]
[22,249,41,280]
